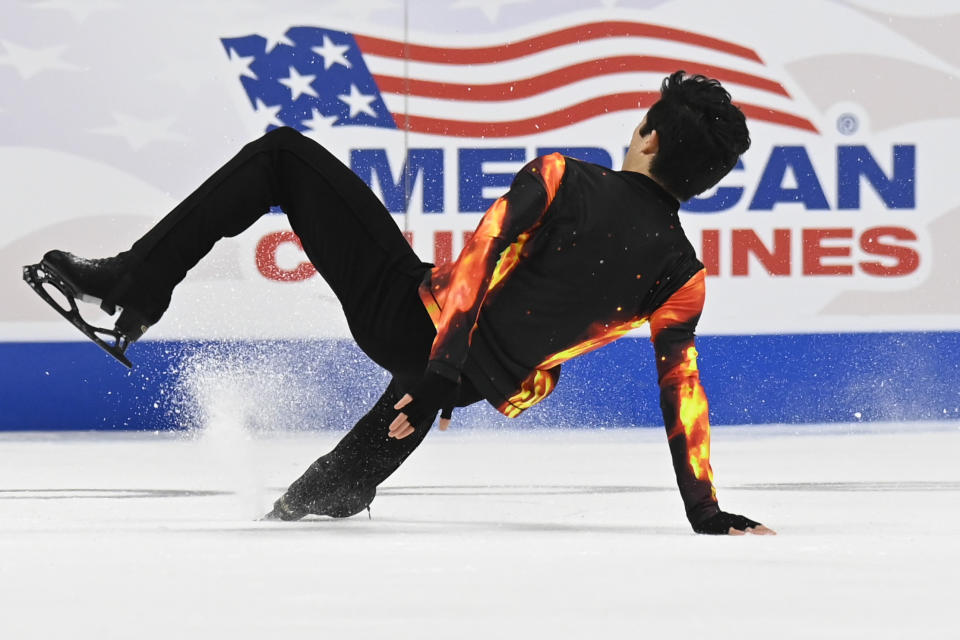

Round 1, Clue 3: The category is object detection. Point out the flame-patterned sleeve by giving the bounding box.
[648,269,721,526]
[427,153,567,382]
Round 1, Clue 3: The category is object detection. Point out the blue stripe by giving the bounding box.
[1,332,957,431]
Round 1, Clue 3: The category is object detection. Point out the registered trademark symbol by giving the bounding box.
[837,113,859,135]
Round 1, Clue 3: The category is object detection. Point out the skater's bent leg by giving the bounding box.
[115,127,422,324]
[261,131,425,325]
[104,128,303,321]
[273,381,435,520]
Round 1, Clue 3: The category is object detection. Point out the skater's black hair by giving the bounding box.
[639,71,751,201]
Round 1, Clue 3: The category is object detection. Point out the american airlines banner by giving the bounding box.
[1,0,957,430]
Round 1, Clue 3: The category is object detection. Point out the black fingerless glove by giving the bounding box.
[401,372,459,426]
[693,511,762,535]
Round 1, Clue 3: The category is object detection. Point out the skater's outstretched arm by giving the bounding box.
[650,270,775,535]
[389,154,567,438]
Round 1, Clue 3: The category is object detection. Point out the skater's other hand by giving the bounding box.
[389,394,416,439]
[388,374,459,439]
[389,394,452,438]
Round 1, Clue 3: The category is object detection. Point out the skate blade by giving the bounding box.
[22,262,134,368]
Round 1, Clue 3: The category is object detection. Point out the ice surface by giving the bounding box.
[0,423,957,639]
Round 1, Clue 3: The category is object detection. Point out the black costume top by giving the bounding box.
[418,154,718,525]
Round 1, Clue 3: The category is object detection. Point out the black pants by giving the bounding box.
[125,126,480,500]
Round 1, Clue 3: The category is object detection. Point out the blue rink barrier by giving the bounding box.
[0,331,958,431]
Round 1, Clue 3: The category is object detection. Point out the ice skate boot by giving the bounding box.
[262,484,376,521]
[22,250,160,367]
[262,494,309,521]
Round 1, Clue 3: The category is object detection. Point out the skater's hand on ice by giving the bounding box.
[388,394,452,439]
[693,511,776,536]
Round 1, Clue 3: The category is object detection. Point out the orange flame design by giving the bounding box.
[650,271,715,496]
[420,292,442,325]
[666,346,716,496]
[500,369,558,417]
[429,197,509,358]
[540,317,648,370]
[498,316,648,414]
[419,152,571,412]
[489,231,530,291]
[425,154,567,364]
[489,155,564,292]
[537,153,566,203]
[649,270,705,340]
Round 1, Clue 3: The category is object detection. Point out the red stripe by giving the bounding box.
[737,103,819,133]
[354,21,763,64]
[373,55,789,101]
[392,93,818,138]
[395,92,657,137]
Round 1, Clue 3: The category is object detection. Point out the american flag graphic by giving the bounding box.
[221,21,817,138]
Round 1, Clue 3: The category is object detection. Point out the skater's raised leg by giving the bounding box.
[24,126,425,365]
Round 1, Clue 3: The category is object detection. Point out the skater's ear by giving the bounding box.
[637,127,659,155]
[623,119,660,176]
